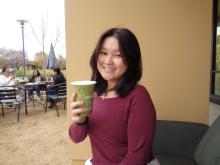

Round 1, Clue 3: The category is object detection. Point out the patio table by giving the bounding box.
[23,82,47,112]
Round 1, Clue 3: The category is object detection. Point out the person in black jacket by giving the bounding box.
[47,67,66,108]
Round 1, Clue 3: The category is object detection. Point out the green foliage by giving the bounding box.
[42,69,66,78]
[15,70,32,79]
[15,70,25,77]
[43,69,53,77]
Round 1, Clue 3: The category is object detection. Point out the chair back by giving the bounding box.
[54,83,67,99]
[153,120,208,159]
[0,86,17,104]
[194,115,220,165]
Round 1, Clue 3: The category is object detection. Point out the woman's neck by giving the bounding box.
[106,86,116,92]
[100,81,118,99]
[107,81,116,90]
[101,90,117,100]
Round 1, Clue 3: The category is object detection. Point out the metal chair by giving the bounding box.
[0,86,26,122]
[46,83,67,116]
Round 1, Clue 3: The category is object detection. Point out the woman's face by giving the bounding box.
[4,68,10,77]
[34,71,38,76]
[53,71,57,76]
[97,36,127,86]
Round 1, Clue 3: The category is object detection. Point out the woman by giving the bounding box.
[0,65,15,86]
[46,67,66,108]
[69,28,159,165]
[28,70,43,100]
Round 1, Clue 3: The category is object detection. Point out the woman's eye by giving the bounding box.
[100,51,107,55]
[115,54,121,57]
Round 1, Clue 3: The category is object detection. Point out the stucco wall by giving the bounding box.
[65,0,212,163]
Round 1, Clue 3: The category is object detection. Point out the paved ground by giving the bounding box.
[0,102,72,165]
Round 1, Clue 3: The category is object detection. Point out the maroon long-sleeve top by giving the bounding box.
[69,85,156,165]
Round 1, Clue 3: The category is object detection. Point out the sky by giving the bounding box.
[0,0,65,60]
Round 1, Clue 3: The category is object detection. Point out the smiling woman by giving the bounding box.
[69,28,159,165]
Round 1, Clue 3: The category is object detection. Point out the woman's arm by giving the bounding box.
[7,78,15,86]
[119,87,156,165]
[5,76,15,86]
[69,122,88,143]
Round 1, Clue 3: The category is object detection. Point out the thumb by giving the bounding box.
[72,93,77,102]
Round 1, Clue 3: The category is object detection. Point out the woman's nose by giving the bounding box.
[104,54,113,64]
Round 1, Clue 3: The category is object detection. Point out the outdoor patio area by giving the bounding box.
[0,103,72,165]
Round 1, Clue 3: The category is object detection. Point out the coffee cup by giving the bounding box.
[71,80,96,116]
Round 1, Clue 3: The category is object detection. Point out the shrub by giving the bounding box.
[15,69,66,79]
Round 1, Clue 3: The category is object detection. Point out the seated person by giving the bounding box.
[47,67,66,108]
[0,65,25,105]
[0,65,15,86]
[28,70,43,100]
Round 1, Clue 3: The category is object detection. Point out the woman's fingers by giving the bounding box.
[70,100,83,109]
[71,108,88,116]
[71,108,88,123]
[72,115,86,123]
[71,92,89,123]
[71,93,82,109]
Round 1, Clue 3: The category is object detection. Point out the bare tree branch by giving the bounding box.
[53,26,61,48]
[29,22,41,45]
[30,14,48,73]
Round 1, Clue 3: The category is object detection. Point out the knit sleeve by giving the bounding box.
[119,86,156,165]
[69,122,88,143]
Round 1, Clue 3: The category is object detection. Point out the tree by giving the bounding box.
[33,51,48,69]
[30,14,62,72]
[57,54,66,69]
[0,47,28,69]
[30,15,48,72]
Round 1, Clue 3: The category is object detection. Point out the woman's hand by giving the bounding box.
[71,93,88,124]
[10,76,15,80]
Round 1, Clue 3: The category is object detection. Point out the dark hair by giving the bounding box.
[32,70,41,78]
[53,67,61,74]
[90,28,142,97]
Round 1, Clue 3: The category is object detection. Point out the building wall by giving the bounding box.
[65,0,212,164]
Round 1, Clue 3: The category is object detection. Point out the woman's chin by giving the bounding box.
[102,76,114,81]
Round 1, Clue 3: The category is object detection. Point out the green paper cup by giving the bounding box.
[71,80,96,116]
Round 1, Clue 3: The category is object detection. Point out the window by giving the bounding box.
[210,0,220,104]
